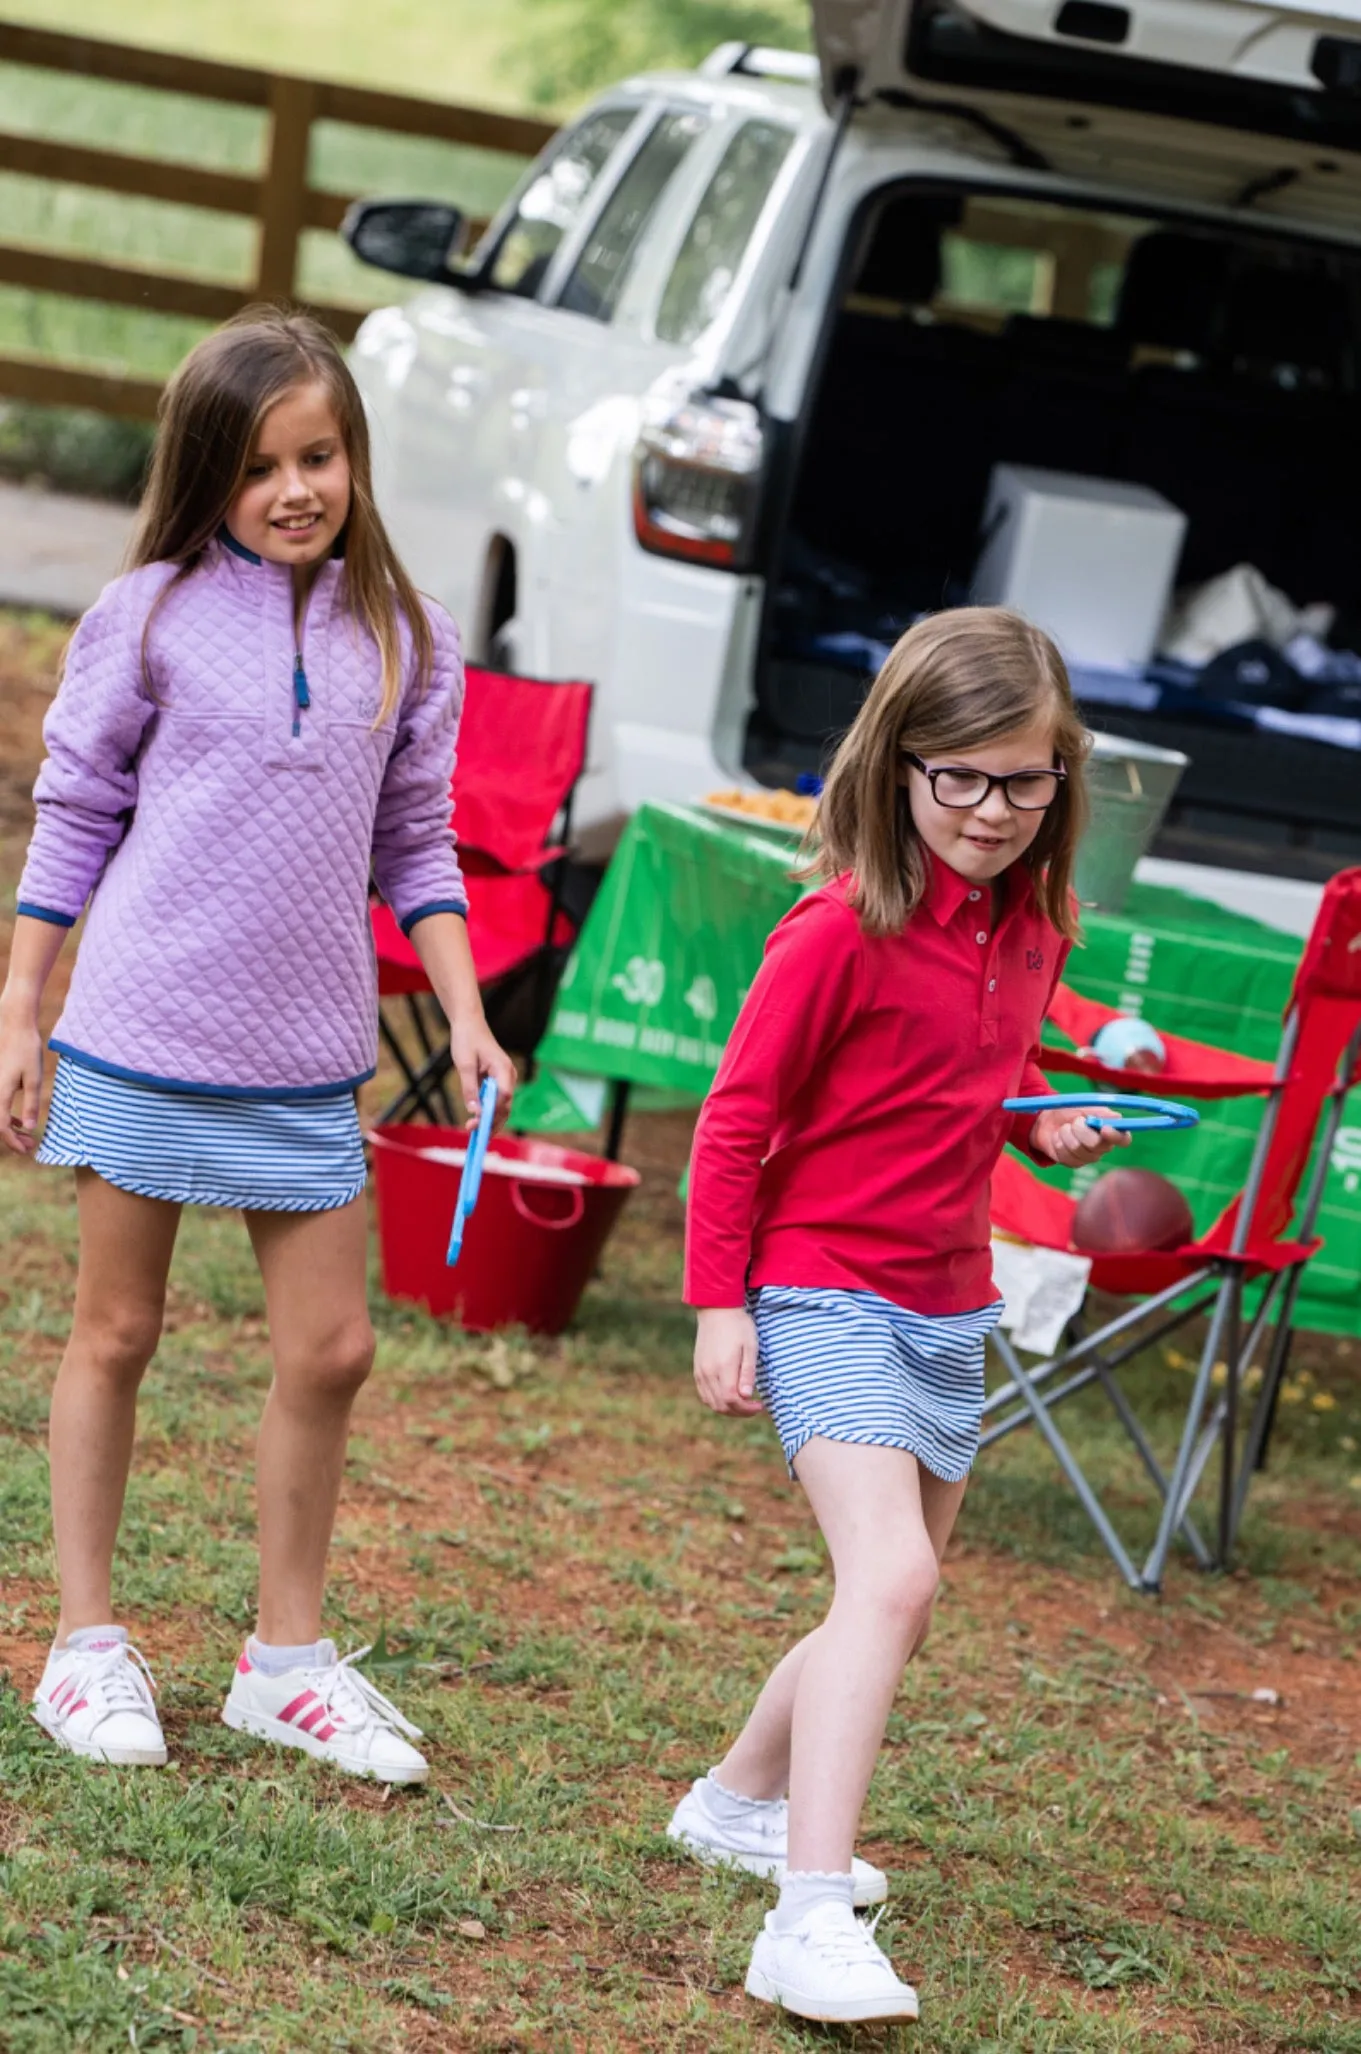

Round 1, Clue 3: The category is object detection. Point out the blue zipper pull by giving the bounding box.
[292,650,311,738]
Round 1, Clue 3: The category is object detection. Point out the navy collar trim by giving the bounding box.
[218,525,261,565]
[217,523,347,566]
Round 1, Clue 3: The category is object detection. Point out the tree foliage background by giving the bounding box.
[514,0,812,106]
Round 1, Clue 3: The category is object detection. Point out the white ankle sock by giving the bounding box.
[774,1870,855,1932]
[247,1635,323,1677]
[701,1769,785,1826]
[59,1624,127,1656]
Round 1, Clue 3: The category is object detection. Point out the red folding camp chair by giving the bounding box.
[986,866,1361,1592]
[372,663,592,1125]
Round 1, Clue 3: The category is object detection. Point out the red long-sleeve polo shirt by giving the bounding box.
[684,860,1068,1315]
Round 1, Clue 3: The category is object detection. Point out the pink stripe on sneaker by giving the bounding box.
[315,1722,338,1740]
[66,1698,88,1715]
[297,1704,329,1734]
[237,1652,253,1675]
[278,1689,319,1725]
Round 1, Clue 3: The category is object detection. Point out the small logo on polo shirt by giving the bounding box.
[1026,949,1045,972]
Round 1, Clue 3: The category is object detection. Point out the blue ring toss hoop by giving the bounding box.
[1002,1091,1200,1133]
[446,1077,498,1265]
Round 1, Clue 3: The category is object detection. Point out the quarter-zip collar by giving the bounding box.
[215,527,344,604]
[213,530,341,749]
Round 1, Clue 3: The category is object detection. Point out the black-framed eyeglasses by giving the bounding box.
[902,753,1066,813]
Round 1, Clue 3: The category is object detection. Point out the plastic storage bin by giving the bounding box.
[1076,731,1188,914]
[973,465,1187,668]
[370,1124,639,1334]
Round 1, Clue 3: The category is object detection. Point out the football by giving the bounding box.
[1071,1166,1193,1255]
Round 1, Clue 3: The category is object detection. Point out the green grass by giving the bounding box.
[2,1157,1360,2051]
[3,610,1361,2047]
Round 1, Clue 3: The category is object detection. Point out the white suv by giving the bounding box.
[347,1,1361,869]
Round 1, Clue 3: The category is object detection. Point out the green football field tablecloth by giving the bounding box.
[527,803,1360,1336]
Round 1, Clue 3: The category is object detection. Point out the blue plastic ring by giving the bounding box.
[446,1076,499,1265]
[1003,1091,1199,1133]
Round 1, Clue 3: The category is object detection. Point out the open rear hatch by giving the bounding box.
[744,4,1361,872]
[813,1,1361,155]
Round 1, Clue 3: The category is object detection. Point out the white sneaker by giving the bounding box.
[746,1900,920,2023]
[32,1632,167,1766]
[667,1778,888,1908]
[221,1641,428,1784]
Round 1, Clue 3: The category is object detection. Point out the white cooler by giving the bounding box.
[972,465,1187,669]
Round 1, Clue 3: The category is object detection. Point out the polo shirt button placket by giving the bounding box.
[981,933,1001,1046]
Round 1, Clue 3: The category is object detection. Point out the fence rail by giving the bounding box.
[0,21,557,419]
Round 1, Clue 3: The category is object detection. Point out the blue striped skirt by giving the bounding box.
[37,1057,367,1214]
[750,1284,1003,1482]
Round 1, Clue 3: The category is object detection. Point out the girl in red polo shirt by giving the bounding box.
[669,607,1126,2024]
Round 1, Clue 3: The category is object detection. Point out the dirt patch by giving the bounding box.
[327,1348,1361,1776]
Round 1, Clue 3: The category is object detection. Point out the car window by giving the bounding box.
[937,197,1143,329]
[488,108,636,299]
[655,120,795,347]
[559,110,708,323]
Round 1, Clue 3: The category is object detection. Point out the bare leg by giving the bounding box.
[246,1195,374,1646]
[784,1440,951,1873]
[716,1454,967,1804]
[49,1171,180,1641]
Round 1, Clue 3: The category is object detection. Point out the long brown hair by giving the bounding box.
[129,304,431,721]
[808,607,1089,942]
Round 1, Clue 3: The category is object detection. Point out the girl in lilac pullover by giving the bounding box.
[0,308,515,1780]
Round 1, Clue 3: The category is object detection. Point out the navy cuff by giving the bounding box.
[16,902,77,928]
[398,899,469,937]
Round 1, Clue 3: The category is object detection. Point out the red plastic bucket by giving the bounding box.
[369,1124,640,1334]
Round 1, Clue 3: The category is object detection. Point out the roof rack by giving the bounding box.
[700,42,820,84]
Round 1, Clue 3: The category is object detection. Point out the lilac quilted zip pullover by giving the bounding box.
[17,538,467,1098]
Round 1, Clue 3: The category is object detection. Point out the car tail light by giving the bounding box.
[632,387,764,568]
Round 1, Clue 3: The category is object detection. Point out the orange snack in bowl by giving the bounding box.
[706,787,818,830]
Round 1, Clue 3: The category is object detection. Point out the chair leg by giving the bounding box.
[984,1313,1213,1568]
[403,1041,461,1124]
[1218,1283,1243,1568]
[1142,1274,1240,1592]
[991,1330,1144,1590]
[983,1274,1219,1421]
[605,1079,631,1161]
[981,1360,1103,1445]
[405,995,458,1126]
[1089,1357,1214,1571]
[1228,1264,1309,1551]
[1236,1044,1359,1505]
[377,1014,443,1125]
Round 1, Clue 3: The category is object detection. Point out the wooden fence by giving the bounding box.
[0,21,557,419]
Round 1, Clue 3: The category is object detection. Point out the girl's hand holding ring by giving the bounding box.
[449,1017,517,1131]
[1030,1105,1132,1169]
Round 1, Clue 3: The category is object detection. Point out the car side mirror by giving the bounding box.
[341,200,468,283]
